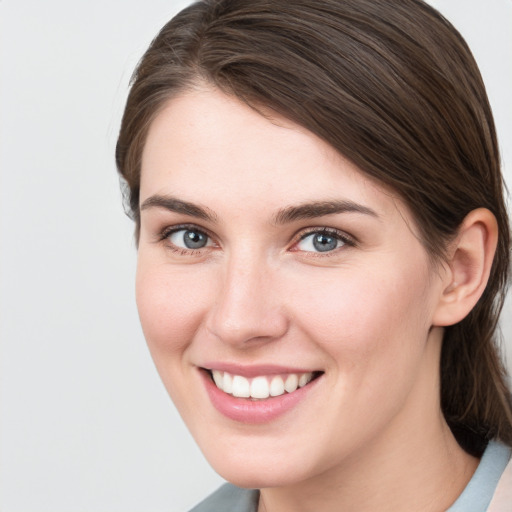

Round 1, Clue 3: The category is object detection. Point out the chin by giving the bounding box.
[214,461,311,490]
[198,438,323,490]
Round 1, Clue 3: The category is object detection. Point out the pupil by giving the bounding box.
[184,230,207,249]
[313,234,337,252]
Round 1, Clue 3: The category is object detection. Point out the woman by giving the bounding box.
[116,0,512,510]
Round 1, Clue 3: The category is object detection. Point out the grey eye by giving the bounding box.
[297,232,343,253]
[169,229,210,249]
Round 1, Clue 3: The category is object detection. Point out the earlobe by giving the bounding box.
[432,208,498,327]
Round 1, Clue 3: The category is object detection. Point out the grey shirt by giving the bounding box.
[190,441,511,512]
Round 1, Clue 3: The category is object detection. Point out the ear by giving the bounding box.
[432,208,498,327]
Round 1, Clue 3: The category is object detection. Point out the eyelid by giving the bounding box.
[159,223,210,240]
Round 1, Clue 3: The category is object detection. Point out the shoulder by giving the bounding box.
[487,445,512,512]
[189,483,259,512]
[448,440,512,512]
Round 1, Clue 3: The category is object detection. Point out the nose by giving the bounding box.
[205,252,289,347]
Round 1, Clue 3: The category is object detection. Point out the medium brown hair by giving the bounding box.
[116,0,512,455]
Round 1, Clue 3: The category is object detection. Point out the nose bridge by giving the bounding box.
[207,247,288,346]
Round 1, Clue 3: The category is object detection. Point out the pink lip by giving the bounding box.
[200,369,322,424]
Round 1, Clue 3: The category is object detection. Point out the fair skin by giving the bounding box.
[136,87,497,512]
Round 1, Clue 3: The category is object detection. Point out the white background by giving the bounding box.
[0,1,511,511]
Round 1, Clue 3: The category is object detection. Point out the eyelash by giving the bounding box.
[157,224,356,256]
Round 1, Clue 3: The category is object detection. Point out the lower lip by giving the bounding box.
[201,370,321,424]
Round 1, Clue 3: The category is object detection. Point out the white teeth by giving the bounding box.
[232,375,250,397]
[250,376,270,399]
[284,374,299,393]
[212,370,223,388]
[269,376,285,397]
[299,373,312,387]
[223,372,233,394]
[211,370,315,399]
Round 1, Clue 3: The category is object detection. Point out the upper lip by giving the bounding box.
[200,362,322,378]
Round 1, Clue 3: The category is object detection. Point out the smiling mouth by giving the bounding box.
[206,369,323,400]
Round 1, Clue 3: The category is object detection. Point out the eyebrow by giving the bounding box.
[140,195,378,225]
[140,195,217,222]
[273,200,378,225]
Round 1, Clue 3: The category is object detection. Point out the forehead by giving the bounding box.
[140,88,406,223]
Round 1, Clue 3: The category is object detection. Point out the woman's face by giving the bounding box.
[137,87,448,488]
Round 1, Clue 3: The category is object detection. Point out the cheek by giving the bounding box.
[135,258,217,417]
[135,258,210,357]
[286,263,439,445]
[291,260,435,370]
